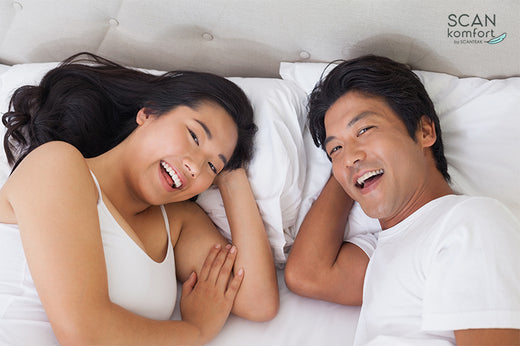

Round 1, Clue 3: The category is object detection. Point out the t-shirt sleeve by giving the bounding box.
[422,198,520,331]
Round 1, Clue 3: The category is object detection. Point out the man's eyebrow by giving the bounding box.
[195,119,212,139]
[347,111,377,127]
[323,135,336,148]
[323,111,378,147]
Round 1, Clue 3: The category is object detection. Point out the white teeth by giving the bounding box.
[161,161,182,188]
[357,169,384,186]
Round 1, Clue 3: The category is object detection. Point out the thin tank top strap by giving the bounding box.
[89,170,102,199]
[159,205,171,241]
[90,170,170,241]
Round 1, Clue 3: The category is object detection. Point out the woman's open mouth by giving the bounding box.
[160,161,183,189]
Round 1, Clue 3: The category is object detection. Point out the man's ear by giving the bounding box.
[418,115,437,148]
[136,108,151,125]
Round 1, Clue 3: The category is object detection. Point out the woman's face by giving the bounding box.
[132,101,238,204]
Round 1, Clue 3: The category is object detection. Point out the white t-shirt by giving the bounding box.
[354,195,520,345]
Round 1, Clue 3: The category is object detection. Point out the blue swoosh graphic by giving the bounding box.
[487,32,507,44]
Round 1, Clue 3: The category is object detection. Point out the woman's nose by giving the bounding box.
[183,155,204,178]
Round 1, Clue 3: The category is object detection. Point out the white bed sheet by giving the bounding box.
[172,270,360,346]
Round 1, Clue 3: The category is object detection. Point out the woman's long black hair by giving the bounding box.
[2,52,256,172]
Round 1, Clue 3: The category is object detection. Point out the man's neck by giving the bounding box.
[379,172,454,230]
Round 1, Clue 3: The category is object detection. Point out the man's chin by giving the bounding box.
[358,203,386,220]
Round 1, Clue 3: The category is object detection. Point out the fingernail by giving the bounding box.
[237,268,244,276]
[229,245,236,254]
[215,244,221,249]
[225,243,232,250]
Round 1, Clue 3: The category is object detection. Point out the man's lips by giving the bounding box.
[354,169,384,188]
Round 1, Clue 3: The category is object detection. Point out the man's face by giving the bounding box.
[323,91,436,229]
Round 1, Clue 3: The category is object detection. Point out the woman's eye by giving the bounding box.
[208,162,217,174]
[189,129,199,145]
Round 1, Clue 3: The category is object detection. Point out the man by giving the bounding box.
[285,55,520,345]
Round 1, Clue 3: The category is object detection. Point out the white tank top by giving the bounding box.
[91,172,177,320]
[0,172,176,345]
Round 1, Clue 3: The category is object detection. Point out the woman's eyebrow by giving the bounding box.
[219,154,228,167]
[195,119,212,139]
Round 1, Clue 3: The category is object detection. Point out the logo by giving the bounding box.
[447,13,507,45]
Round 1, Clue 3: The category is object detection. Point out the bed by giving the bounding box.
[1,1,519,345]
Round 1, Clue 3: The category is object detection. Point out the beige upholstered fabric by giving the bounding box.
[0,0,518,78]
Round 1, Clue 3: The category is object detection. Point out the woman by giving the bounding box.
[0,53,279,345]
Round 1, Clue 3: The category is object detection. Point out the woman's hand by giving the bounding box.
[213,167,247,190]
[180,244,244,344]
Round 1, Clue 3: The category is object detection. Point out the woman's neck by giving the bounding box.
[86,146,151,219]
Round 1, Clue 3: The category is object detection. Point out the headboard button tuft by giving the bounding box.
[299,50,311,60]
[202,32,214,41]
[109,18,119,27]
[12,1,23,11]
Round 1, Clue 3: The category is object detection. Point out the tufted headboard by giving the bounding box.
[0,0,518,79]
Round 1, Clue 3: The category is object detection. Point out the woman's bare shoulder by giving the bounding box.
[163,200,215,242]
[27,141,84,160]
[15,141,87,171]
[5,141,97,200]
[164,200,208,220]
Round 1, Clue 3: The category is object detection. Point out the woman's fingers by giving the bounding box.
[180,244,244,344]
[181,271,197,297]
[207,244,231,284]
[199,243,222,281]
[215,245,237,288]
[198,243,243,294]
[225,267,244,299]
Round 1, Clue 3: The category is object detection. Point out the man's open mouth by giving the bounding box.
[355,169,384,188]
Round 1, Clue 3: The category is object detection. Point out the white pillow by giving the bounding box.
[0,63,308,265]
[0,64,10,76]
[280,63,381,256]
[280,62,333,95]
[280,62,520,234]
[196,77,309,265]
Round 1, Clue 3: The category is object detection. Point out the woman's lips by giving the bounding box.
[160,160,183,189]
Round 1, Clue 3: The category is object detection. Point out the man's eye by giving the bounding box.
[358,126,374,136]
[329,145,341,156]
[189,129,199,145]
[208,162,217,174]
